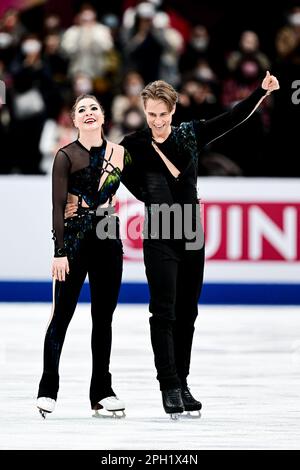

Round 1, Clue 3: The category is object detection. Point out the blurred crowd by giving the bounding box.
[0,1,299,176]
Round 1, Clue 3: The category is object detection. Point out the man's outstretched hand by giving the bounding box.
[262,71,280,94]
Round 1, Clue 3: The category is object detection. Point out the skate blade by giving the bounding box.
[92,409,126,419]
[169,413,182,421]
[182,410,201,419]
[38,407,51,419]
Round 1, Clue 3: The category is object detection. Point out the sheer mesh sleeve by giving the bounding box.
[52,149,71,256]
[193,87,267,148]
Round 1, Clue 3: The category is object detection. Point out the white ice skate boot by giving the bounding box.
[37,397,56,419]
[92,396,126,419]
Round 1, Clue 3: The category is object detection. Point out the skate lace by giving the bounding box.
[169,389,181,400]
[183,387,200,404]
[182,387,193,398]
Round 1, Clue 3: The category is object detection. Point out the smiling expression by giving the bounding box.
[144,99,175,141]
[73,98,104,133]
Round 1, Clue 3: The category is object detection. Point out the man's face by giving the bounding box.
[144,99,175,139]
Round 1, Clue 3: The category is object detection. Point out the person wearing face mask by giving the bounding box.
[108,105,146,143]
[0,8,26,47]
[43,32,69,83]
[153,11,184,87]
[111,71,144,126]
[226,31,270,75]
[121,2,165,84]
[220,56,270,176]
[179,25,212,77]
[72,72,94,96]
[60,5,113,80]
[36,94,138,419]
[221,31,271,174]
[43,13,63,38]
[222,57,263,107]
[10,34,59,173]
[0,27,15,69]
[287,6,300,28]
[21,36,42,58]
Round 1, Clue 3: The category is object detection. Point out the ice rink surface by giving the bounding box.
[0,303,300,450]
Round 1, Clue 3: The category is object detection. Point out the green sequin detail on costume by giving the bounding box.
[96,167,122,207]
[173,122,199,163]
[63,142,127,260]
[124,148,132,166]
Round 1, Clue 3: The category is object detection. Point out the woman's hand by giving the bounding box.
[64,202,78,219]
[262,71,280,94]
[52,256,69,282]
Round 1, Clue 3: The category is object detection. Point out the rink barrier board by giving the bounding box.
[1,177,300,305]
[0,281,299,305]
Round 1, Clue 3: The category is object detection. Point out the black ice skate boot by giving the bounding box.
[161,388,184,420]
[181,386,202,417]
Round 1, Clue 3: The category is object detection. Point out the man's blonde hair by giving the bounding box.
[141,80,178,112]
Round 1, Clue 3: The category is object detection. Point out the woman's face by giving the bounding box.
[73,98,104,133]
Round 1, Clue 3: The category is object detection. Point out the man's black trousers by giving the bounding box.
[143,238,205,391]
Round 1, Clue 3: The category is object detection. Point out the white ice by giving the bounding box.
[0,303,300,450]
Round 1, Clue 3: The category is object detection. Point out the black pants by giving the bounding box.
[37,232,123,408]
[143,239,205,391]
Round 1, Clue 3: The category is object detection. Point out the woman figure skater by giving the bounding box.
[37,94,130,418]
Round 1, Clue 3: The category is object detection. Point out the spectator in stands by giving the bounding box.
[43,13,64,38]
[276,6,300,63]
[72,72,95,97]
[0,8,26,47]
[10,34,58,173]
[179,25,212,77]
[101,13,122,52]
[39,105,77,174]
[121,1,164,83]
[153,11,183,87]
[43,32,69,84]
[111,71,144,125]
[175,76,221,124]
[61,4,113,80]
[0,9,26,69]
[226,31,270,74]
[108,105,146,143]
[222,30,270,107]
